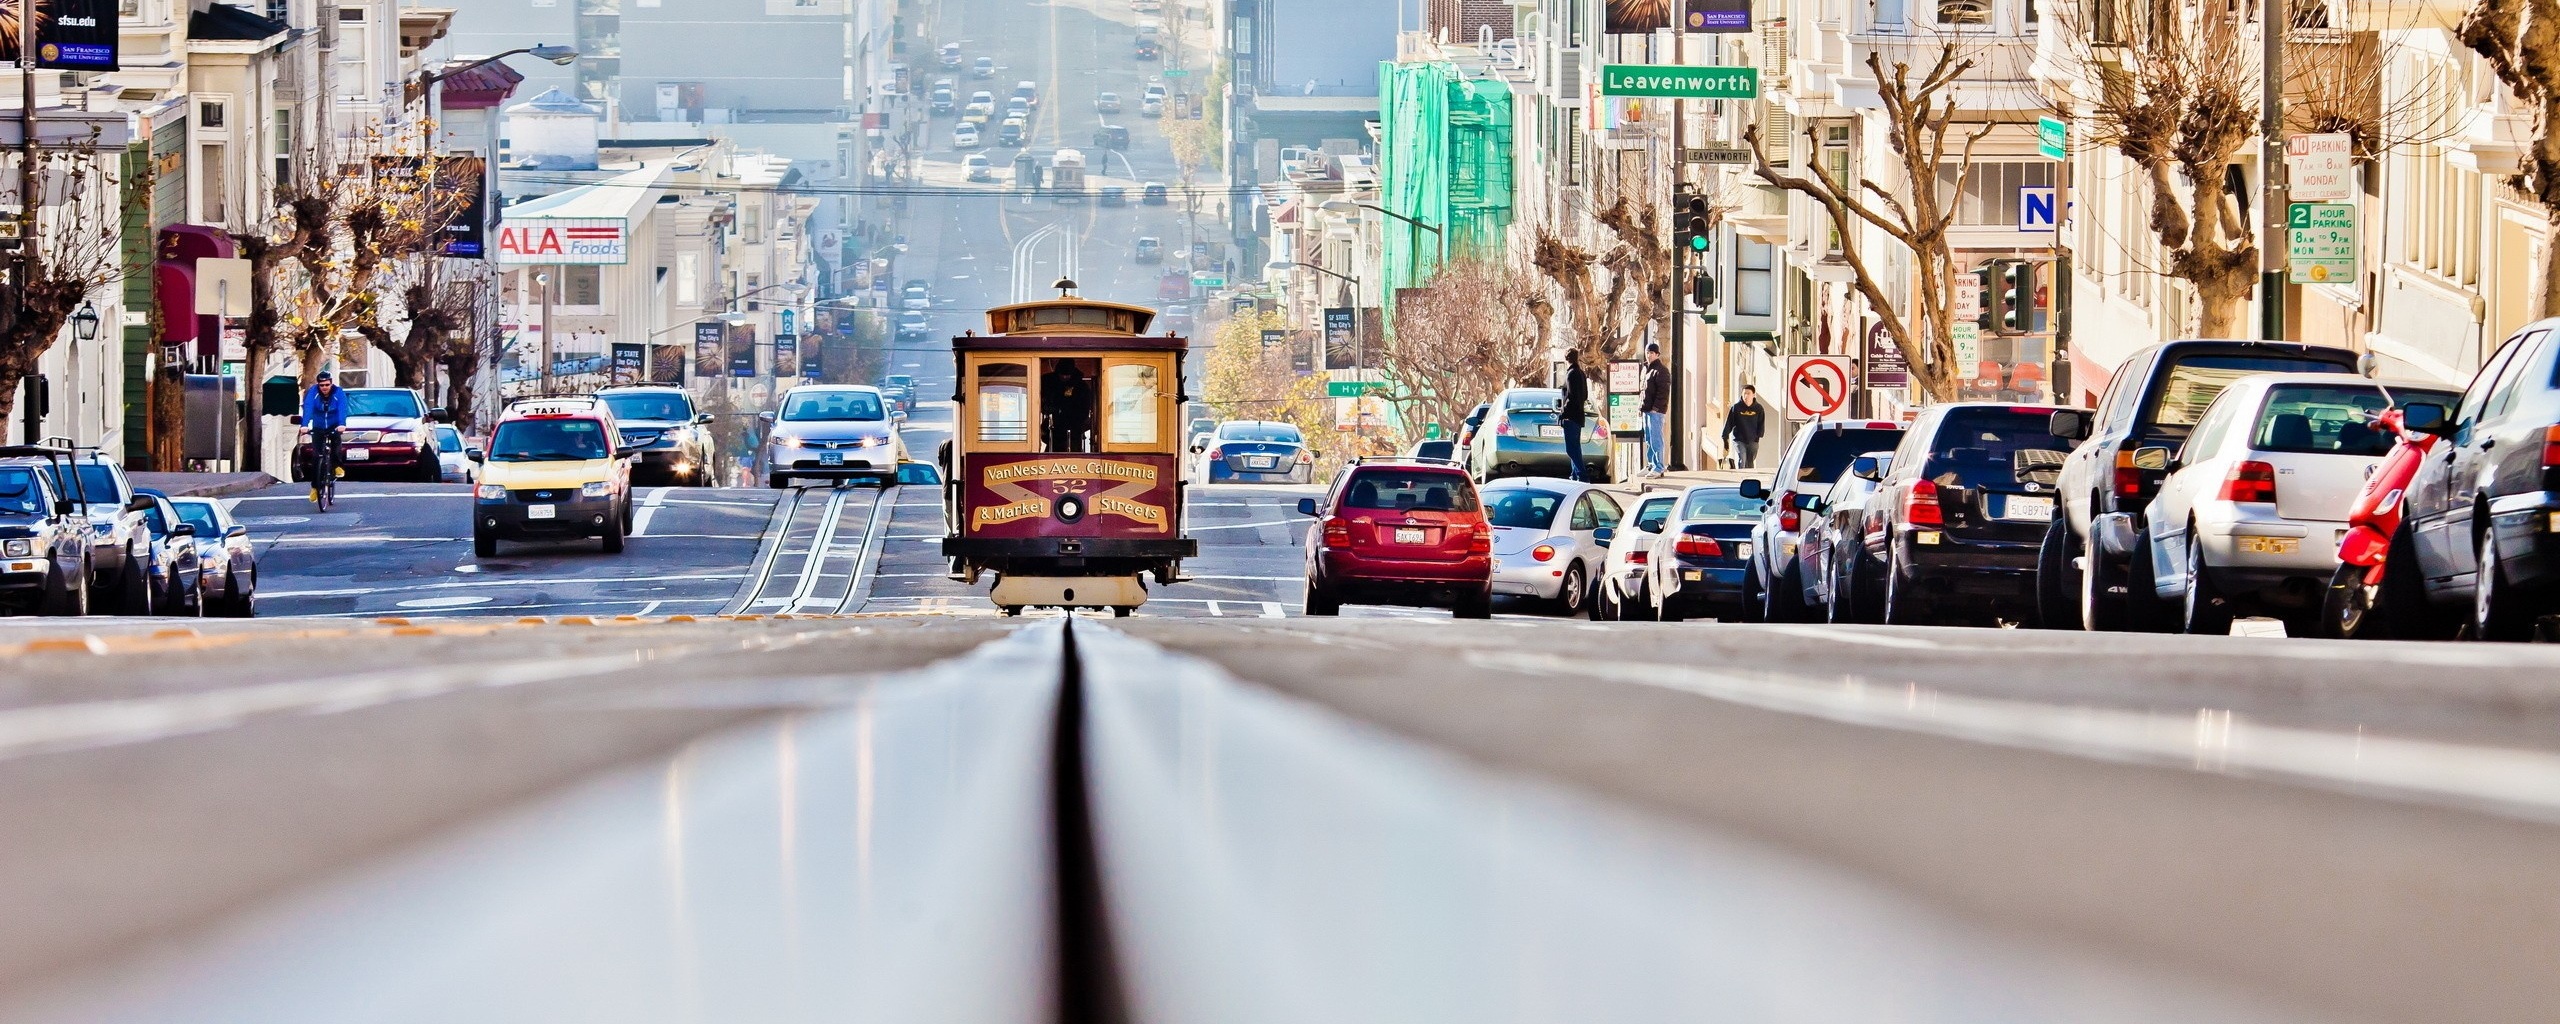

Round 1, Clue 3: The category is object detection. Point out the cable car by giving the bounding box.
[942,281,1196,616]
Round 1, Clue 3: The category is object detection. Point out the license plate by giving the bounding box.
[2002,495,2054,521]
[1395,527,1425,544]
[343,448,370,461]
[527,504,556,520]
[1539,425,1563,439]
[1683,570,1703,582]
[820,452,844,466]
[2239,536,2299,555]
[1248,456,1276,468]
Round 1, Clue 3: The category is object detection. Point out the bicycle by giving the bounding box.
[310,428,341,512]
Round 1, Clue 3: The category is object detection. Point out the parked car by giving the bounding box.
[953,121,982,149]
[1867,403,2082,626]
[133,489,207,617]
[1645,484,1764,621]
[1141,182,1169,205]
[1134,236,1163,263]
[169,496,256,617]
[1481,477,1621,615]
[291,386,444,483]
[599,385,717,486]
[1745,418,1907,620]
[1455,402,1492,452]
[2135,374,2461,635]
[2398,318,2560,639]
[963,152,994,180]
[1193,420,1314,483]
[972,56,996,79]
[37,453,155,614]
[1465,387,1608,483]
[1298,460,1492,617]
[1801,452,1895,624]
[1595,489,1678,620]
[430,424,480,484]
[0,452,95,616]
[2041,340,2364,631]
[1096,91,1122,113]
[759,385,906,489]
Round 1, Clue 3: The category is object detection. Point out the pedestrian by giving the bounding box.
[1559,353,1591,482]
[1640,344,1670,476]
[1723,384,1767,469]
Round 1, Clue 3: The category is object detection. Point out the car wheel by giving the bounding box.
[2319,563,2377,639]
[768,475,789,489]
[1555,563,1588,616]
[2473,530,2533,641]
[2180,532,2234,635]
[2079,531,2129,632]
[1883,557,1931,626]
[1762,559,1808,622]
[2124,530,2177,633]
[1303,578,1341,616]
[474,529,498,559]
[118,553,153,616]
[1827,554,1855,624]
[1453,586,1493,619]
[419,454,443,483]
[601,520,627,554]
[2034,516,2077,630]
[1595,581,1619,621]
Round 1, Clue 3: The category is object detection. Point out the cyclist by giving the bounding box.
[301,371,349,500]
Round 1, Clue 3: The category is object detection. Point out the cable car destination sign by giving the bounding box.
[1601,65,1760,99]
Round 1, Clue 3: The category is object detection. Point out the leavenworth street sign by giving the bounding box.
[1600,65,1760,100]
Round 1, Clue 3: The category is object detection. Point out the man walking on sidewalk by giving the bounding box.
[1559,354,1592,482]
[1723,384,1767,469]
[1640,344,1669,476]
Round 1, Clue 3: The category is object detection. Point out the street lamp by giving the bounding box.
[70,302,98,341]
[416,44,580,130]
[1320,199,1447,263]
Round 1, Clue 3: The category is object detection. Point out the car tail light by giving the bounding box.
[2218,460,2278,503]
[1495,420,1512,436]
[1778,492,1801,533]
[1627,550,1648,565]
[2114,451,2143,497]
[1531,543,1557,562]
[1207,446,1225,460]
[1322,517,1351,549]
[2542,424,2560,469]
[1465,525,1491,555]
[1675,531,1723,558]
[1905,479,1943,526]
[1865,421,1896,430]
[1297,450,1313,463]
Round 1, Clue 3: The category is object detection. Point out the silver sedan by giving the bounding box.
[758,385,907,488]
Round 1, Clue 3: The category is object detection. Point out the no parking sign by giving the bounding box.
[1785,355,1854,421]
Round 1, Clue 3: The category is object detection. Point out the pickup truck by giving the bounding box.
[36,451,155,614]
[2038,339,2362,631]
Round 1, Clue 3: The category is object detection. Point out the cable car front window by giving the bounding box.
[977,362,1030,442]
[1105,363,1161,445]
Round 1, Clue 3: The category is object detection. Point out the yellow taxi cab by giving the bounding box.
[472,396,635,556]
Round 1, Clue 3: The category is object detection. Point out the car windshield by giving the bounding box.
[39,463,123,505]
[1342,471,1478,513]
[489,419,612,462]
[1792,428,1905,485]
[1504,390,1561,411]
[172,501,222,534]
[602,393,694,422]
[1484,487,1564,528]
[143,501,173,535]
[1632,496,1675,532]
[0,467,44,516]
[1218,423,1301,443]
[345,390,424,419]
[1680,488,1762,520]
[2149,353,2357,434]
[2253,385,2459,456]
[1926,408,2075,488]
[782,391,886,422]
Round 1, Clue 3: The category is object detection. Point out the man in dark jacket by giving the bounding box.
[1559,354,1592,482]
[1723,384,1767,468]
[1640,344,1670,476]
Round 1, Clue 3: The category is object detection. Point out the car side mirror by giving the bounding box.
[1592,526,1616,546]
[2049,409,2093,442]
[1296,497,1320,517]
[53,500,73,517]
[1737,478,1767,500]
[1791,493,1823,513]
[2131,445,2176,472]
[2401,402,2450,435]
[696,413,715,424]
[615,447,641,460]
[125,496,154,514]
[429,407,451,422]
[288,414,304,426]
[226,524,249,538]
[758,411,777,424]
[170,523,195,538]
[467,447,485,462]
[1849,455,1885,481]
[1189,444,1205,453]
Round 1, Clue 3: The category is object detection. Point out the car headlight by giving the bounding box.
[381,431,415,444]
[860,435,889,448]
[582,481,611,498]
[476,484,508,500]
[3,539,30,557]
[775,435,807,448]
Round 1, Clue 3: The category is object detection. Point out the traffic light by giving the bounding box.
[1690,269,1717,311]
[1680,190,1712,256]
[1975,266,1996,334]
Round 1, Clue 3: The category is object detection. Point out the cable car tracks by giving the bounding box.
[722,485,897,616]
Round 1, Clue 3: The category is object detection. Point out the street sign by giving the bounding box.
[2037,116,2068,160]
[1191,272,1226,288]
[2018,187,2058,232]
[1785,355,1854,421]
[1951,321,1983,367]
[1163,69,1190,77]
[1866,323,1910,389]
[1954,277,1982,318]
[1325,380,1382,398]
[1600,64,1760,99]
[2286,202,2357,284]
[2286,133,2354,202]
[1260,328,1284,349]
[1682,146,1754,164]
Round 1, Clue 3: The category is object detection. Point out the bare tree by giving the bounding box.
[1747,45,1987,402]
[271,124,470,389]
[439,275,498,432]
[2462,0,2560,315]
[1379,254,1549,434]
[1531,227,1641,371]
[367,253,474,391]
[0,140,131,432]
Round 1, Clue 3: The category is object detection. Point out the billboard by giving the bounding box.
[1322,307,1357,370]
[7,0,120,70]
[496,218,629,265]
[727,321,757,378]
[693,322,724,379]
[649,343,685,384]
[609,343,644,385]
[1605,0,1673,34]
[775,334,799,377]
[439,157,490,258]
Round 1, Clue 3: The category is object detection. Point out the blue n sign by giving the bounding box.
[2019,187,2059,232]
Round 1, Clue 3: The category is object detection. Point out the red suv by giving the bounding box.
[1297,460,1493,617]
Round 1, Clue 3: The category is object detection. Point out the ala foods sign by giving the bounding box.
[497,219,629,265]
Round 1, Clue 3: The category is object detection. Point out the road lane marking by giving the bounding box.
[1470,650,2560,824]
[234,492,466,502]
[838,488,898,613]
[1743,624,1943,650]
[266,536,466,546]
[1185,520,1299,532]
[1261,602,1284,618]
[262,573,750,599]
[630,487,669,537]
[1203,601,1223,616]
[782,489,858,613]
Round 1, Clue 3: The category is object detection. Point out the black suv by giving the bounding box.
[2399,318,2560,640]
[1740,418,1906,621]
[2041,340,2362,631]
[0,449,96,615]
[597,385,716,486]
[1867,403,2082,626]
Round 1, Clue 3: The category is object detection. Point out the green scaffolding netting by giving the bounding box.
[1378,59,1515,319]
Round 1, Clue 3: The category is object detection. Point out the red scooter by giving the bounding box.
[2319,401,2451,639]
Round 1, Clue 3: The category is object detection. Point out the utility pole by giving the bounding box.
[1665,19,1689,472]
[536,269,555,396]
[2258,0,2285,341]
[12,0,32,444]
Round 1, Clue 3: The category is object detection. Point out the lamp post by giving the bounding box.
[1319,199,1447,266]
[417,44,578,132]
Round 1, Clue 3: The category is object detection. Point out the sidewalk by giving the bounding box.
[127,472,282,499]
